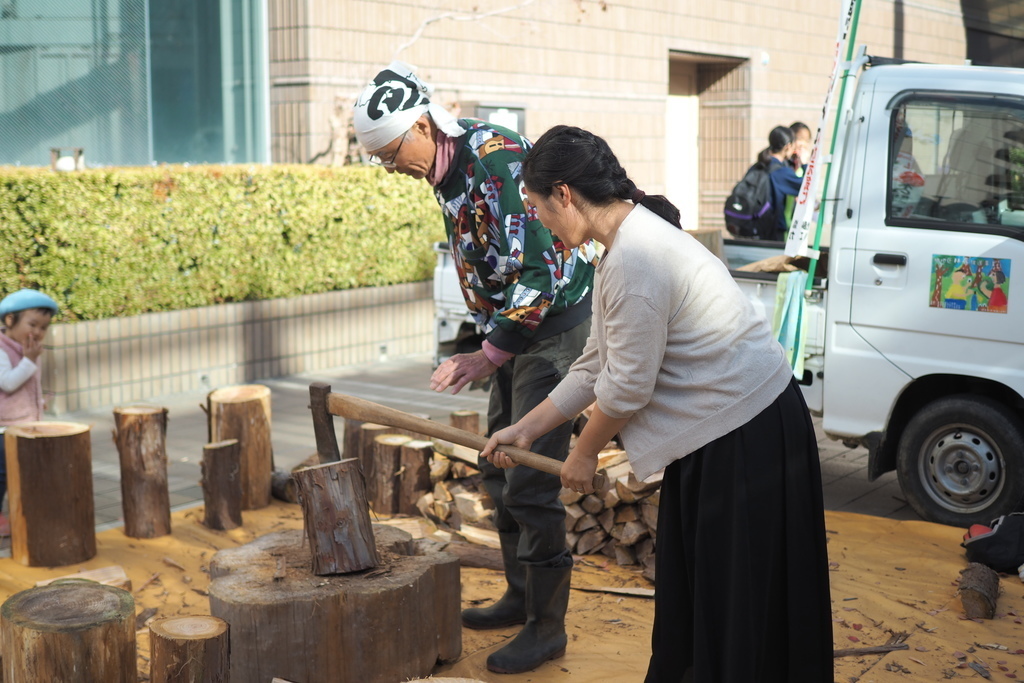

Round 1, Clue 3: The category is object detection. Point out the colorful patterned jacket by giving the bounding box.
[434,120,598,355]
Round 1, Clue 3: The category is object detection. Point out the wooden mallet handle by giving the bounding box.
[325,393,606,491]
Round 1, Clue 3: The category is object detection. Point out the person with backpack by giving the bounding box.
[723,126,804,241]
[765,125,805,241]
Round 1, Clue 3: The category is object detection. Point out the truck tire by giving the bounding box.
[897,395,1024,527]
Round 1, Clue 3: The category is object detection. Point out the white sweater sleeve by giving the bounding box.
[0,353,37,394]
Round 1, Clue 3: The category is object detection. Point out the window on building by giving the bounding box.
[888,96,1024,232]
[0,0,267,167]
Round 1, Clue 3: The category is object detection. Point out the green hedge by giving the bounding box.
[0,165,445,322]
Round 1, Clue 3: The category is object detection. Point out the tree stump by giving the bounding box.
[449,410,480,435]
[370,434,412,515]
[207,385,273,510]
[959,562,1000,619]
[113,405,171,539]
[201,440,243,531]
[357,423,389,502]
[399,440,434,515]
[208,527,461,683]
[1,579,136,682]
[293,459,380,575]
[5,422,96,567]
[149,615,229,683]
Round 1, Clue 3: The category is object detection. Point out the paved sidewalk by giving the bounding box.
[55,353,921,534]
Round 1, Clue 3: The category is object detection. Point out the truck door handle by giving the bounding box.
[873,253,907,266]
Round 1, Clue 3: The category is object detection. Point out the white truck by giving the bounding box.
[432,54,1024,527]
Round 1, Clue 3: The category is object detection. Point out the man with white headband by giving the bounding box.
[354,62,598,674]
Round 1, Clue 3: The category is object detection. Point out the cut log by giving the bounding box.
[566,531,582,552]
[598,508,616,534]
[1,580,136,681]
[575,528,608,555]
[597,449,629,469]
[113,405,171,539]
[201,440,243,531]
[208,384,273,510]
[293,459,379,575]
[342,415,363,461]
[6,422,96,566]
[576,513,599,532]
[369,434,413,515]
[444,541,504,571]
[580,494,604,515]
[599,485,621,509]
[36,565,132,591]
[208,527,461,683]
[959,562,1000,619]
[615,477,638,504]
[618,520,650,546]
[449,410,480,435]
[640,491,659,531]
[271,468,299,504]
[564,503,586,531]
[615,504,640,524]
[309,382,342,463]
[453,491,494,524]
[559,488,584,506]
[456,524,501,549]
[358,423,390,503]
[149,615,229,683]
[398,440,434,516]
[430,454,452,484]
[614,544,637,566]
[430,438,481,471]
[626,470,662,496]
[635,538,655,566]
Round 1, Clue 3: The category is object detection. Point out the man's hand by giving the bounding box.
[430,350,498,395]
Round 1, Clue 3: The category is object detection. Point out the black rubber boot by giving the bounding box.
[486,564,571,674]
[462,532,527,629]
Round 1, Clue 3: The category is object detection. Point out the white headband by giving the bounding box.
[353,61,467,151]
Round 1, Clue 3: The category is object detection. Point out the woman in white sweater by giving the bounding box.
[481,125,833,682]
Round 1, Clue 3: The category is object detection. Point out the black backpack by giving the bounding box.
[723,162,775,239]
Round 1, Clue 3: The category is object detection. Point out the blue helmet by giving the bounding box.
[0,289,59,319]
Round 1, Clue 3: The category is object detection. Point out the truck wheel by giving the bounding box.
[896,395,1024,527]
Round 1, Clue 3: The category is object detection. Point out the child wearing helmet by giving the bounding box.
[0,289,59,537]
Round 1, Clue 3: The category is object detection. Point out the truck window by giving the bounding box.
[888,97,1024,233]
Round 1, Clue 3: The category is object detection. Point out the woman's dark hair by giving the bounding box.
[522,125,682,229]
[757,125,796,166]
[790,121,811,137]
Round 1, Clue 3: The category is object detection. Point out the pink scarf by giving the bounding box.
[427,130,459,187]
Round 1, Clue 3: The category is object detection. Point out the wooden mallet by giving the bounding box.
[325,392,606,491]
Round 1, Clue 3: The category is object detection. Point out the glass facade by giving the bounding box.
[0,0,267,167]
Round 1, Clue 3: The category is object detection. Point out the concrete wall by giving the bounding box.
[43,282,433,414]
[267,0,970,229]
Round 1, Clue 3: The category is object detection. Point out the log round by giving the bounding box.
[201,439,243,531]
[208,385,273,510]
[5,422,96,566]
[113,405,171,539]
[208,527,461,683]
[398,440,434,516]
[449,410,480,435]
[371,433,412,515]
[1,579,136,682]
[293,459,379,575]
[149,615,230,683]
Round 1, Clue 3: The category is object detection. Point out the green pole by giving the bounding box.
[805,0,864,291]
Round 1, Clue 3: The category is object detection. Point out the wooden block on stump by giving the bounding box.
[6,422,96,567]
[149,615,229,683]
[208,527,461,683]
[208,385,273,510]
[113,405,171,539]
[201,439,243,531]
[1,580,136,682]
[293,459,380,575]
[357,423,389,502]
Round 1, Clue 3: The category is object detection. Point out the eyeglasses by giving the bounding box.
[369,134,406,168]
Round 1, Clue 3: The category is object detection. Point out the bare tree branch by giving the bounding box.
[392,1,538,61]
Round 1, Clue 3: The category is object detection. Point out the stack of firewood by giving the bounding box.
[561,449,660,582]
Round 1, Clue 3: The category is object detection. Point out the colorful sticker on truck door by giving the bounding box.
[930,255,1010,313]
